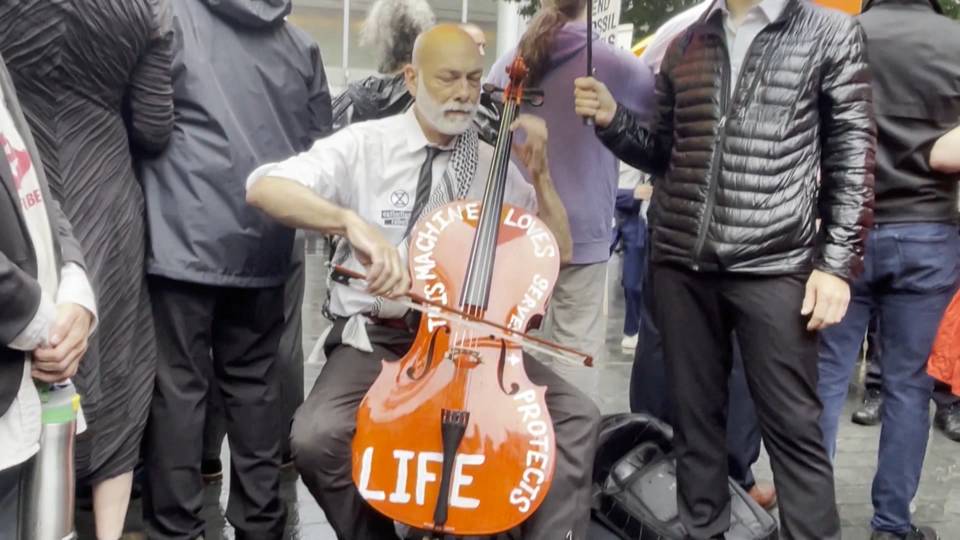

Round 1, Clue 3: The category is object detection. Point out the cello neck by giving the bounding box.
[458,97,520,313]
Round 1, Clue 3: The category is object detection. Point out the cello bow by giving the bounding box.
[330,264,594,367]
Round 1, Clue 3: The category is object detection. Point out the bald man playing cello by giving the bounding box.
[246,25,600,540]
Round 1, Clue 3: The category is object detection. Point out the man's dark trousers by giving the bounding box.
[652,264,840,540]
[203,235,306,463]
[290,321,601,540]
[818,223,960,534]
[144,276,287,540]
[629,255,762,492]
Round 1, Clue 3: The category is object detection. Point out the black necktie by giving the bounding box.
[405,146,442,238]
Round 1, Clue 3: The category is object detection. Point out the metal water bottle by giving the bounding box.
[20,382,80,540]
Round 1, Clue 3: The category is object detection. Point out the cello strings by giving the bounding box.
[447,94,513,408]
[459,98,517,408]
[469,97,514,317]
[457,96,514,348]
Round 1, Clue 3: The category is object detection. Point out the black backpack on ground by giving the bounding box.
[591,414,778,540]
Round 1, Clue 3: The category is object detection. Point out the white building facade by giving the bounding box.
[289,0,529,93]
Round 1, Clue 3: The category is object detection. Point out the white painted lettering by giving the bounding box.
[509,488,532,513]
[415,452,443,506]
[516,214,533,229]
[526,450,549,469]
[389,450,415,503]
[529,436,550,452]
[358,447,386,501]
[413,252,437,281]
[424,281,446,301]
[424,219,441,238]
[504,208,520,228]
[522,467,545,487]
[450,454,485,509]
[527,420,548,437]
[415,232,437,253]
[465,202,480,221]
[519,479,541,500]
[514,389,537,404]
[518,403,541,423]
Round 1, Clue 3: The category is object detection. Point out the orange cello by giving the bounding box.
[349,57,566,536]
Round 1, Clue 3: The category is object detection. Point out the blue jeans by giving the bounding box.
[620,214,647,336]
[613,189,647,336]
[818,222,960,534]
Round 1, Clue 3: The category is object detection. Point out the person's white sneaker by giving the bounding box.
[621,334,639,352]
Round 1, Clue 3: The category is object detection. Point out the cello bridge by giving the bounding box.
[444,348,482,368]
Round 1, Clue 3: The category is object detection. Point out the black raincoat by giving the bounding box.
[138,0,332,287]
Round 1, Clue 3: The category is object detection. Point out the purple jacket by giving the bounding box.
[488,21,655,265]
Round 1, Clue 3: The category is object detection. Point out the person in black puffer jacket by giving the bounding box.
[575,0,875,539]
[331,0,502,143]
[330,0,434,131]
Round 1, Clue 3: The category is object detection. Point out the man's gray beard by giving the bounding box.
[415,79,478,136]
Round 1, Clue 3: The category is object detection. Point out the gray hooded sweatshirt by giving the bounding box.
[138,0,332,287]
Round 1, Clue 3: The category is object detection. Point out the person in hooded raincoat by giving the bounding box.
[136,0,332,537]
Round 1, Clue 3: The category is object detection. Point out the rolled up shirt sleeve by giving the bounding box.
[56,262,98,335]
[8,263,97,351]
[7,290,55,351]
[245,128,359,208]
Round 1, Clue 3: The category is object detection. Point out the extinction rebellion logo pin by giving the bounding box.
[390,190,410,208]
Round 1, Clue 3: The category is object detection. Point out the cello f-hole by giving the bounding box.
[496,340,521,396]
[406,326,446,381]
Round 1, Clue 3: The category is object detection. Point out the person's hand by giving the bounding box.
[343,212,410,298]
[31,303,93,383]
[574,77,617,128]
[510,114,549,179]
[634,184,654,201]
[801,270,851,331]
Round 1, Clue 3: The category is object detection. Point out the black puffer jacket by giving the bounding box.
[331,73,412,131]
[598,0,875,280]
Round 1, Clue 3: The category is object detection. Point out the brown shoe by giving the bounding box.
[748,482,777,511]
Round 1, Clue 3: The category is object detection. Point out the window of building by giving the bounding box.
[290,0,503,91]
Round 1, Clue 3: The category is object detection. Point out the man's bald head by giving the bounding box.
[411,23,482,70]
[405,24,484,139]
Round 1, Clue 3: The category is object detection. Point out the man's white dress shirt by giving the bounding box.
[248,108,538,349]
[709,0,787,94]
[640,0,786,80]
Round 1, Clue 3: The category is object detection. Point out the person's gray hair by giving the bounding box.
[360,0,436,74]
